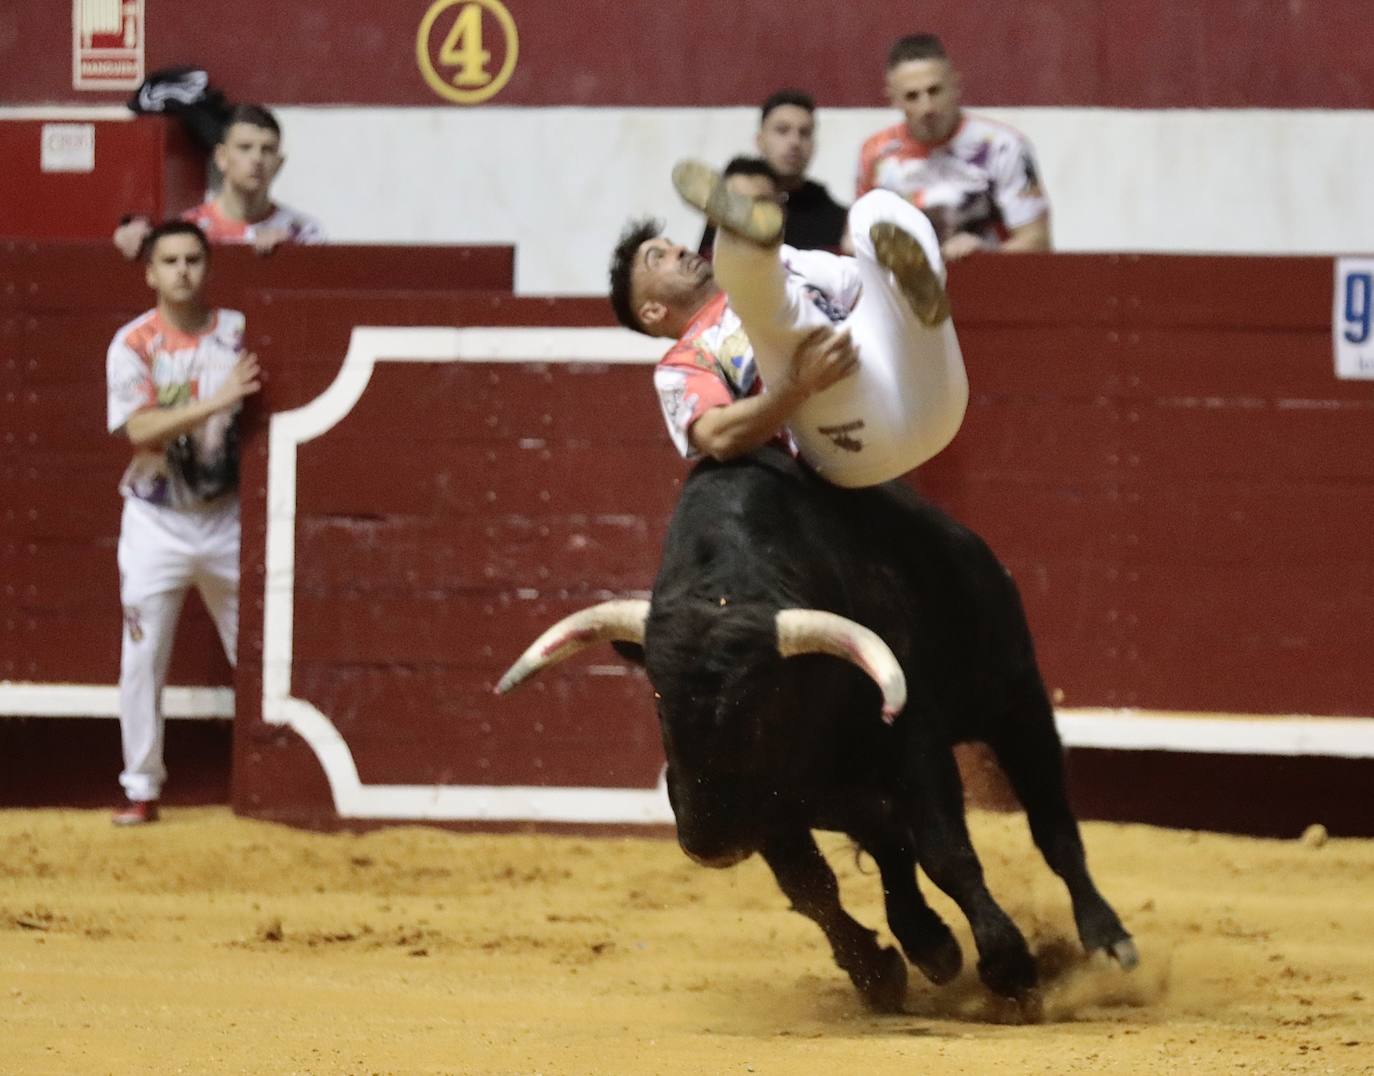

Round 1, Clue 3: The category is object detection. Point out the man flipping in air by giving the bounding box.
[610,161,968,488]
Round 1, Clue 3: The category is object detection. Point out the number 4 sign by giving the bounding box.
[417,0,519,105]
[1334,258,1374,381]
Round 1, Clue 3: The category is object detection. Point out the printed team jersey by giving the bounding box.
[107,308,246,509]
[856,113,1049,245]
[653,248,860,460]
[181,199,324,246]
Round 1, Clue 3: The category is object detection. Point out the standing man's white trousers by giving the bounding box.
[117,496,239,802]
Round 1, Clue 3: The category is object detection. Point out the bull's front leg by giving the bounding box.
[863,832,963,986]
[906,744,1039,1001]
[761,831,908,1012]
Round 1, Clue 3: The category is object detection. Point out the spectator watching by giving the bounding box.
[857,34,1051,262]
[114,104,323,259]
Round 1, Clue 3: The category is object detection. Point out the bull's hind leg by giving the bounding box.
[985,684,1137,969]
[907,743,1039,999]
[761,831,908,1012]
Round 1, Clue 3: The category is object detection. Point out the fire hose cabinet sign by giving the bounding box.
[73,0,144,90]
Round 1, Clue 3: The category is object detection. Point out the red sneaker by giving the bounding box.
[112,800,160,826]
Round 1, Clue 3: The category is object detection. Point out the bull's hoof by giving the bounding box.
[977,942,1039,1000]
[1075,903,1135,967]
[906,927,963,986]
[1107,937,1140,970]
[852,945,909,1013]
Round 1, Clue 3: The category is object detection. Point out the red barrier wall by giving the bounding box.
[4,1,1371,109]
[0,242,513,807]
[5,244,1371,834]
[225,256,1373,835]
[926,255,1372,717]
[0,119,203,241]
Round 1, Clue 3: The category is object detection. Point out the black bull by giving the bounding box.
[498,448,1136,1009]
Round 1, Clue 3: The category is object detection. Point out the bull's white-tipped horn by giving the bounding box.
[775,609,907,723]
[495,599,650,695]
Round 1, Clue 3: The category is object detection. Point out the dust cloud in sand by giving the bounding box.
[2,808,1372,1074]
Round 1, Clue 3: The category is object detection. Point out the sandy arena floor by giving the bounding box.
[2,807,1372,1075]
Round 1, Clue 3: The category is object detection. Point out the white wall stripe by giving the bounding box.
[11,104,1374,293]
[1056,711,1374,759]
[0,683,232,719]
[251,326,1374,823]
[4,681,1368,759]
[0,106,133,121]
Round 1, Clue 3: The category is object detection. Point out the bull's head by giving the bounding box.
[497,599,906,867]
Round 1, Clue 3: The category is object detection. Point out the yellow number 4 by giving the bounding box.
[441,3,491,87]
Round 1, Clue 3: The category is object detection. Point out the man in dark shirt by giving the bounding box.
[699,89,849,255]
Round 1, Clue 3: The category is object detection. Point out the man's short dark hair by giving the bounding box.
[887,33,948,69]
[221,103,280,139]
[142,220,211,263]
[723,156,780,185]
[760,89,816,123]
[609,216,663,335]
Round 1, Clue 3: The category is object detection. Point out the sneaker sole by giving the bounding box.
[672,159,783,246]
[112,807,159,826]
[870,222,950,328]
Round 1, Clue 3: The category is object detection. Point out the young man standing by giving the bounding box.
[114,104,323,258]
[857,34,1051,263]
[106,221,261,825]
[699,91,849,257]
[611,161,968,489]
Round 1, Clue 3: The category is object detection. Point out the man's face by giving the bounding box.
[725,172,781,203]
[145,234,209,304]
[631,237,714,335]
[886,58,962,144]
[214,121,283,196]
[756,104,815,182]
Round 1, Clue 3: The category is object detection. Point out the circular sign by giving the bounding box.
[416,0,519,105]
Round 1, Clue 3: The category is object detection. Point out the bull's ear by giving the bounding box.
[610,640,646,666]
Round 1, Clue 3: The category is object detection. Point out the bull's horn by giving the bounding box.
[495,599,650,695]
[775,609,907,723]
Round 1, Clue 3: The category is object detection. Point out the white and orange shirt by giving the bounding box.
[856,113,1049,245]
[107,308,246,509]
[653,250,860,460]
[654,293,765,460]
[181,199,324,246]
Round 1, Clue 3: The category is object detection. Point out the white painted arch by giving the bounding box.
[257,325,1374,823]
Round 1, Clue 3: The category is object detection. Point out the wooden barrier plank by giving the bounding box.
[290,590,657,667]
[296,514,669,595]
[296,436,682,519]
[0,242,516,311]
[291,665,662,789]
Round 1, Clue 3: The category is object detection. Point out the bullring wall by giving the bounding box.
[3,243,1370,833]
[233,254,1371,835]
[0,242,513,806]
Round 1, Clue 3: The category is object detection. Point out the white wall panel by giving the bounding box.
[246,106,1374,293]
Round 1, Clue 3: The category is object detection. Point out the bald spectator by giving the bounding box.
[857,34,1051,263]
[699,90,849,257]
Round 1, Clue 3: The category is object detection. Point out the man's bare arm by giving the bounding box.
[123,353,262,447]
[942,214,1052,262]
[689,328,857,461]
[999,214,1051,253]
